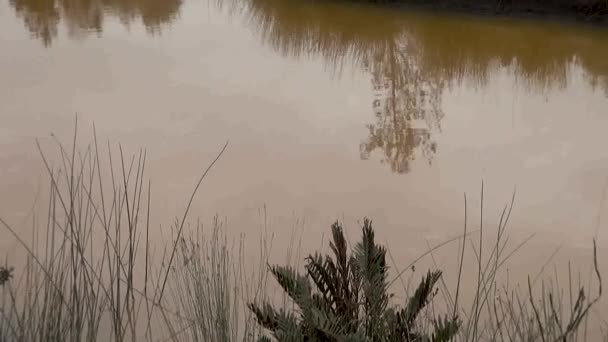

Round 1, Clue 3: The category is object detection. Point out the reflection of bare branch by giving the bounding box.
[359,36,444,174]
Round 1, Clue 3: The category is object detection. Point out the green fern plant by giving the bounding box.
[249,218,460,342]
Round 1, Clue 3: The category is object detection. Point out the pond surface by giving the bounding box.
[1,0,608,332]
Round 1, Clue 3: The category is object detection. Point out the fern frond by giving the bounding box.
[306,253,338,313]
[353,218,390,339]
[248,302,305,341]
[404,270,442,326]
[250,219,459,342]
[330,222,351,302]
[269,265,312,310]
[432,315,460,342]
[329,223,360,324]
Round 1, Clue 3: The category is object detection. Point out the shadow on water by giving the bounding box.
[9,0,182,46]
[9,0,608,173]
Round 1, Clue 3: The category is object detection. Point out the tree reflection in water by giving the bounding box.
[244,0,607,173]
[360,36,443,174]
[8,0,608,173]
[9,0,182,46]
[246,0,445,173]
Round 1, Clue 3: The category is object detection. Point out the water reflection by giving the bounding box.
[9,0,182,46]
[8,0,608,173]
[360,40,443,174]
[246,0,446,173]
[245,0,608,173]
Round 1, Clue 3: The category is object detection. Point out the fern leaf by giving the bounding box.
[353,218,390,339]
[432,315,460,342]
[306,253,338,313]
[269,265,312,310]
[404,270,442,326]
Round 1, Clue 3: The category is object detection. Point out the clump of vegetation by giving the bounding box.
[247,190,604,342]
[0,120,233,342]
[166,216,271,342]
[249,219,460,342]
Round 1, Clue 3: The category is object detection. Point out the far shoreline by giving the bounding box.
[340,0,608,27]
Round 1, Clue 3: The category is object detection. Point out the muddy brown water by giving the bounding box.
[1,0,608,337]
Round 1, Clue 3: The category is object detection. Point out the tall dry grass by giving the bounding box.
[0,120,253,342]
[407,185,605,342]
[0,123,604,341]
